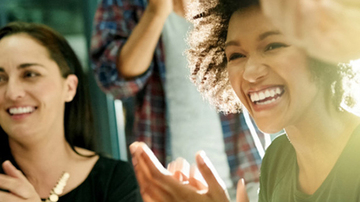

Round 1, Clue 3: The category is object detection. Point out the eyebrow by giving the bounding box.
[224,41,241,49]
[258,30,281,41]
[18,63,45,69]
[225,30,282,49]
[0,63,45,72]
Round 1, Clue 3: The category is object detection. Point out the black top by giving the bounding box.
[57,156,142,202]
[259,125,360,202]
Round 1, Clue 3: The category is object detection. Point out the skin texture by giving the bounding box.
[227,7,360,195]
[225,7,318,134]
[129,142,248,202]
[130,4,360,200]
[0,34,76,141]
[0,34,98,201]
[117,0,189,78]
[260,0,360,63]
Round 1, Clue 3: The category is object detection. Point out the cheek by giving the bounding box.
[227,66,242,94]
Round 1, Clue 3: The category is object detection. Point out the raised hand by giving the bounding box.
[260,0,360,63]
[129,142,230,202]
[147,0,174,18]
[0,161,41,202]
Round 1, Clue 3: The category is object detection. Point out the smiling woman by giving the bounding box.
[187,0,360,201]
[0,22,142,202]
[127,0,360,201]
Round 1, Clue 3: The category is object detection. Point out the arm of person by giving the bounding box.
[260,0,360,64]
[0,161,41,202]
[129,142,249,202]
[90,0,171,99]
[118,0,172,78]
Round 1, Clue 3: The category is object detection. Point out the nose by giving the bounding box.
[5,79,26,101]
[242,55,268,83]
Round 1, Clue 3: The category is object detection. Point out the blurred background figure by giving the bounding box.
[90,0,269,201]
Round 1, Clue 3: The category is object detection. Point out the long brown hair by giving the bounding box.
[0,22,96,164]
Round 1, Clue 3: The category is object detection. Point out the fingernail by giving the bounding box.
[129,142,138,155]
[198,151,206,165]
[239,178,246,186]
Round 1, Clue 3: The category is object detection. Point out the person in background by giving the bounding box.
[0,22,142,202]
[129,0,360,201]
[90,0,268,200]
[260,0,360,64]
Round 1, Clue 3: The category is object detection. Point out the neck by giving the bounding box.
[8,132,77,198]
[285,105,360,194]
[286,108,359,160]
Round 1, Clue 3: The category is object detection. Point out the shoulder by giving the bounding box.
[259,134,295,201]
[261,134,294,172]
[92,155,135,178]
[93,156,142,202]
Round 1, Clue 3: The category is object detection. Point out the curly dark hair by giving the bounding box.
[186,0,355,113]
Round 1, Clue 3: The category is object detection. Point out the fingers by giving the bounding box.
[195,151,227,195]
[189,164,207,190]
[167,157,190,182]
[2,161,26,181]
[130,142,175,201]
[0,161,36,200]
[236,179,249,202]
[0,191,24,202]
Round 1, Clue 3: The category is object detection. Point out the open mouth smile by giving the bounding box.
[7,106,37,116]
[248,86,285,105]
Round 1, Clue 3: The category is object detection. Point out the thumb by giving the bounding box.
[236,179,249,202]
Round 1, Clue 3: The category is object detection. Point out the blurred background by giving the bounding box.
[0,0,128,160]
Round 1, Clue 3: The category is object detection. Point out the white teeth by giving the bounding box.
[249,87,284,103]
[254,93,259,101]
[276,88,281,94]
[259,92,265,100]
[257,98,277,105]
[270,89,275,97]
[9,107,35,115]
[265,90,271,97]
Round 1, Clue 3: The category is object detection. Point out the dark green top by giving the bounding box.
[259,125,360,202]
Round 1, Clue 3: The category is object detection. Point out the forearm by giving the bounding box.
[118,8,168,79]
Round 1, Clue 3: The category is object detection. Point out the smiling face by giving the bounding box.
[0,34,77,143]
[225,6,322,133]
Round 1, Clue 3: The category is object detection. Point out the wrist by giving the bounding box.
[146,3,171,19]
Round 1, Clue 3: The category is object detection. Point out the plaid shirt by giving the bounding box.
[90,0,266,185]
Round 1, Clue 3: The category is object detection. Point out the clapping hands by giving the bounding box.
[129,142,249,202]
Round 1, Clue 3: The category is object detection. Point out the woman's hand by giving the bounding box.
[260,0,360,63]
[166,157,208,190]
[0,161,41,202]
[129,142,230,202]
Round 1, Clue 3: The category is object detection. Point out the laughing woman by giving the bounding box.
[0,22,142,202]
[129,0,360,201]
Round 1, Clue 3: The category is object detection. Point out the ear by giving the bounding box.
[64,74,78,102]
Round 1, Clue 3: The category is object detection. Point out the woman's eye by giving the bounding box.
[0,75,8,83]
[24,71,39,78]
[227,53,245,62]
[265,43,288,51]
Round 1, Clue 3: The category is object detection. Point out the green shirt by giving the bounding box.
[259,125,360,202]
